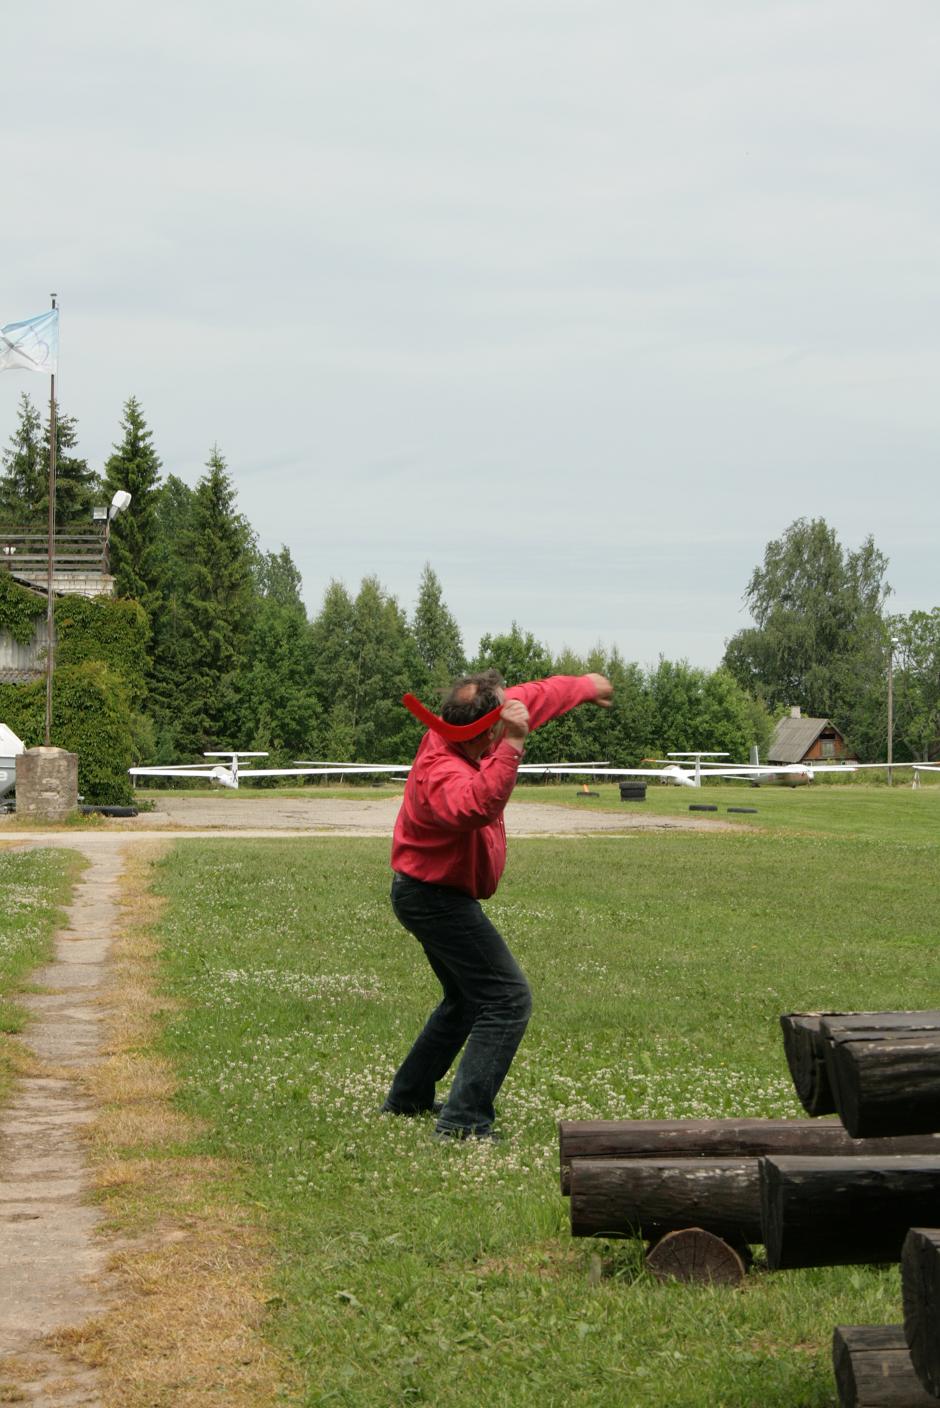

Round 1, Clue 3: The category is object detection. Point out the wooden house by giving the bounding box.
[768,707,856,765]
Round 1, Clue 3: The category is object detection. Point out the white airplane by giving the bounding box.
[128,752,415,790]
[292,759,610,776]
[538,753,940,790]
[130,753,615,791]
[526,752,866,789]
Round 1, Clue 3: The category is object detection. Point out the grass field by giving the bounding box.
[118,784,940,1406]
[0,846,77,1089]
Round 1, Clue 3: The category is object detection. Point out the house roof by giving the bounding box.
[769,715,840,763]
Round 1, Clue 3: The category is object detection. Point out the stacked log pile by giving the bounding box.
[558,1117,940,1285]
[560,1009,940,1400]
[780,1010,940,1136]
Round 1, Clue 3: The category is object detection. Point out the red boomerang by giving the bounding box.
[402,693,503,742]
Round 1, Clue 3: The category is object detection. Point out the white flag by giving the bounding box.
[0,309,59,374]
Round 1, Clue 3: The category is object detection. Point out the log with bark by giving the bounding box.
[780,1011,940,1118]
[832,1325,939,1408]
[558,1118,940,1194]
[760,1155,940,1269]
[781,1013,836,1114]
[826,1034,940,1138]
[902,1227,940,1398]
[569,1157,762,1243]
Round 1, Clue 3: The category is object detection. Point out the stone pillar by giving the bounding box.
[15,747,79,821]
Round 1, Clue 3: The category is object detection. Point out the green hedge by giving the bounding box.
[0,661,135,804]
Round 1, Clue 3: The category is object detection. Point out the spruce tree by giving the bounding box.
[309,580,358,757]
[349,576,422,760]
[178,447,257,750]
[241,544,316,756]
[101,396,163,608]
[147,476,197,751]
[411,563,466,694]
[0,393,44,523]
[43,404,100,525]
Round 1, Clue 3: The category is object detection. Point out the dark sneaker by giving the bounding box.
[434,1125,500,1143]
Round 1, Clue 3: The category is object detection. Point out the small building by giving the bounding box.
[0,526,117,683]
[768,707,857,765]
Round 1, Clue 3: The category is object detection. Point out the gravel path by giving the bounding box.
[44,792,728,835]
[0,837,130,1406]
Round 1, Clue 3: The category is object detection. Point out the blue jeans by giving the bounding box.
[384,873,532,1136]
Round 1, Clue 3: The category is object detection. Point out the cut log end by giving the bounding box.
[832,1324,940,1407]
[645,1228,747,1286]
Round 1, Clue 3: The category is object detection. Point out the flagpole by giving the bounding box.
[44,293,57,746]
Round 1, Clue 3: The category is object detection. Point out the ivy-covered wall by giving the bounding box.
[0,574,149,803]
[54,594,149,705]
[0,573,45,645]
[0,661,135,804]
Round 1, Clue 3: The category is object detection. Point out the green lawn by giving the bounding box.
[0,846,78,1076]
[140,795,940,1407]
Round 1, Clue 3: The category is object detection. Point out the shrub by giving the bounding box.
[0,661,135,804]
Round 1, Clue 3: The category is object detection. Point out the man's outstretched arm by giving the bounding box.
[506,674,613,732]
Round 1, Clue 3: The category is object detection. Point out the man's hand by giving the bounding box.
[500,699,530,750]
[587,673,614,708]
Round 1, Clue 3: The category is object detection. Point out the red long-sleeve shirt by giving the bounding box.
[391,675,599,898]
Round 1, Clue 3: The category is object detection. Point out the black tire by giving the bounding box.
[727,807,758,814]
[689,804,718,812]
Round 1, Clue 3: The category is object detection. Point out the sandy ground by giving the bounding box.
[24,791,728,836]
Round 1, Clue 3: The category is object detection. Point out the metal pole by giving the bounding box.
[44,293,57,746]
[887,639,894,787]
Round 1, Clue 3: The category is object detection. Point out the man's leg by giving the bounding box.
[384,874,532,1136]
[383,876,479,1113]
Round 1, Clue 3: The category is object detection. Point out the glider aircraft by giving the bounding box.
[127,752,416,790]
[129,753,613,790]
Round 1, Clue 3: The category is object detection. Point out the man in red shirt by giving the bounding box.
[382,668,614,1139]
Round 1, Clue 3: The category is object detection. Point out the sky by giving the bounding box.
[2,1,938,668]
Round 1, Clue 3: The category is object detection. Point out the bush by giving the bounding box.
[0,661,135,804]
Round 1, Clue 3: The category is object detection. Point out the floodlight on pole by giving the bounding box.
[104,489,131,569]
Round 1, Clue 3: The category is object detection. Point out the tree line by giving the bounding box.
[2,391,937,766]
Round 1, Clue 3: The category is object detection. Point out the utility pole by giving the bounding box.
[44,293,57,746]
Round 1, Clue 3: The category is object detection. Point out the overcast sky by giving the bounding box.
[3,1,938,667]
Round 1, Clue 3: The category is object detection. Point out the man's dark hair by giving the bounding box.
[441,669,505,727]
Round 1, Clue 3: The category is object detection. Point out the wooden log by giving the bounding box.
[569,1157,762,1243]
[827,1035,940,1138]
[832,1325,939,1408]
[645,1227,747,1285]
[760,1155,940,1269]
[558,1119,940,1195]
[902,1228,940,1397]
[781,1011,940,1118]
[780,1013,835,1114]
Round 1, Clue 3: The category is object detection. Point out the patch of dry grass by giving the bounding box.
[78,843,300,1408]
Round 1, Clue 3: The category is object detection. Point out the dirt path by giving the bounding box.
[0,837,130,1405]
